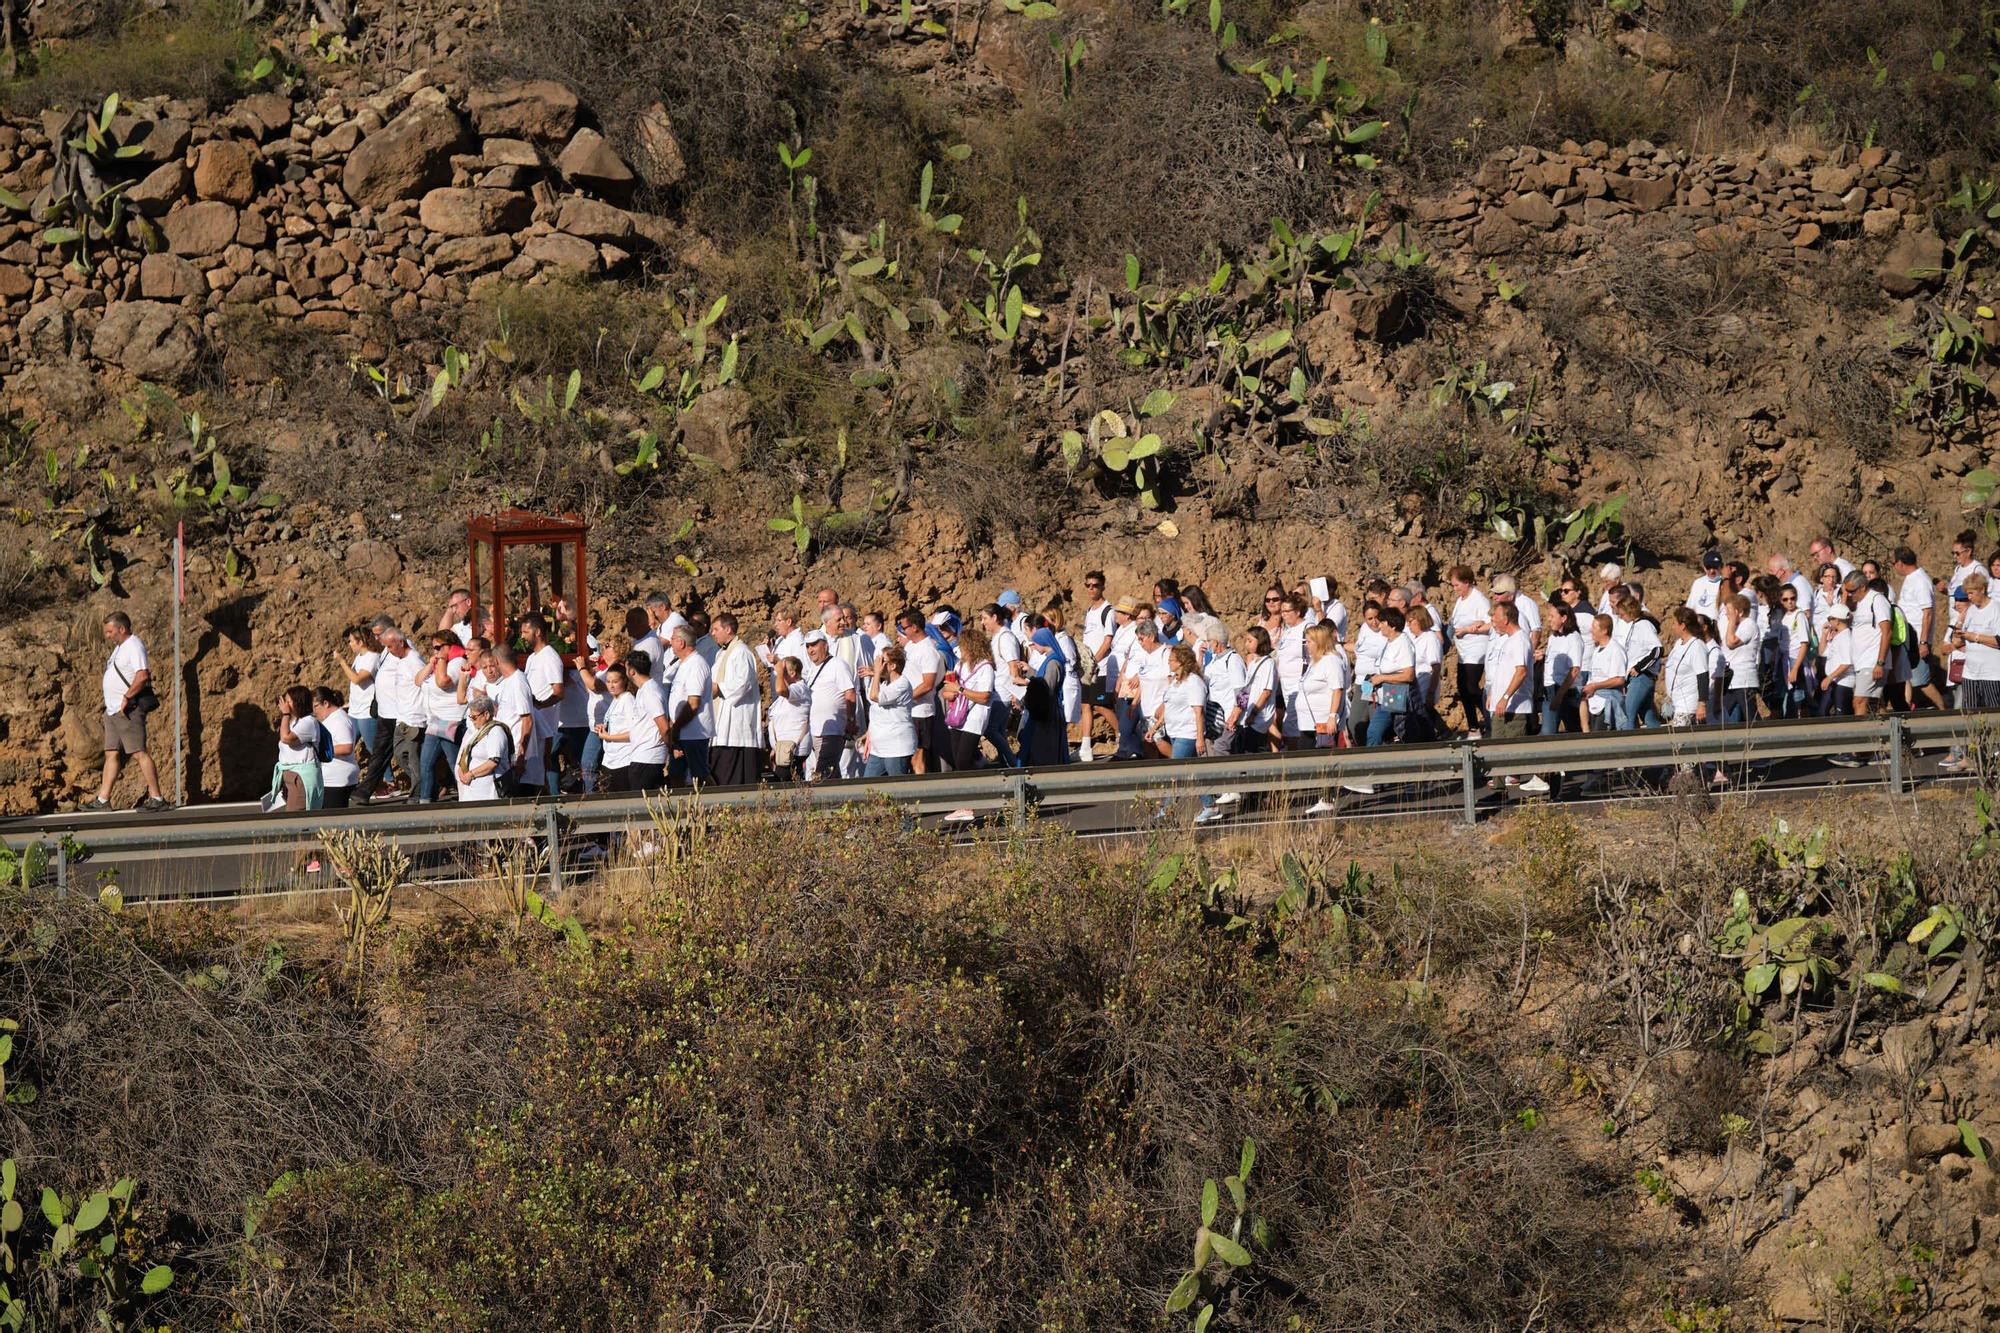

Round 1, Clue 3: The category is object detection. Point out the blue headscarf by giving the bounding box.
[1029,628,1063,684]
[925,621,958,671]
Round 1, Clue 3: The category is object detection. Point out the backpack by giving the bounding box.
[315,720,336,764]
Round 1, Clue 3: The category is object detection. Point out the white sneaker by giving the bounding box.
[1503,775,1520,787]
[1194,807,1227,826]
[1518,776,1550,795]
[1340,782,1375,795]
[1213,791,1242,806]
[1305,798,1338,816]
[1079,740,1094,763]
[576,843,608,862]
[943,808,977,823]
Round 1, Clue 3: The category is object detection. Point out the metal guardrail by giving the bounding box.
[2,709,1990,900]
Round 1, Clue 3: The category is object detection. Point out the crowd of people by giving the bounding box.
[84,530,2000,823]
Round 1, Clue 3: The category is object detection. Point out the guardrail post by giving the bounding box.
[1457,744,1480,827]
[1887,715,1906,796]
[53,838,67,899]
[1008,772,1029,830]
[543,803,563,896]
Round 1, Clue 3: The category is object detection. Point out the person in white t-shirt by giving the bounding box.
[1949,572,2000,721]
[1078,573,1116,754]
[1808,538,1857,582]
[456,696,513,802]
[665,626,713,785]
[1408,605,1445,741]
[1719,594,1762,726]
[487,645,541,794]
[895,611,944,774]
[1272,595,1312,743]
[1817,606,1855,736]
[415,632,470,802]
[1775,585,1812,718]
[1538,603,1584,737]
[436,588,475,649]
[1122,621,1172,757]
[982,603,1025,768]
[1945,530,1990,698]
[1843,573,1894,713]
[519,613,568,795]
[1447,565,1492,735]
[767,656,812,781]
[943,626,996,771]
[1580,614,1631,732]
[1685,550,1726,624]
[1483,602,1535,741]
[1298,622,1351,816]
[802,631,858,782]
[360,620,428,802]
[85,612,168,812]
[1892,547,1944,710]
[341,625,383,773]
[861,646,919,777]
[310,688,360,808]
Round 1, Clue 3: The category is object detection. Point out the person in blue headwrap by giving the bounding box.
[1017,627,1069,766]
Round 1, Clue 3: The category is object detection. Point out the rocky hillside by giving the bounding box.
[1,0,1998,808]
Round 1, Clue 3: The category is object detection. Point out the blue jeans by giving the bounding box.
[1723,688,1758,725]
[1364,706,1403,746]
[1623,672,1659,730]
[1170,736,1213,809]
[862,753,913,778]
[1778,682,1810,719]
[353,715,381,759]
[985,701,1019,767]
[580,728,603,793]
[1541,696,1579,736]
[418,731,456,803]
[670,738,711,786]
[1587,689,1629,731]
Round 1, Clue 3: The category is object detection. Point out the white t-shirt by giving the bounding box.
[1850,590,1894,674]
[1083,603,1115,662]
[525,645,566,741]
[632,631,666,682]
[630,680,668,766]
[1353,623,1388,688]
[1897,568,1936,648]
[1619,616,1663,674]
[421,657,469,737]
[1657,638,1698,717]
[489,671,537,780]
[319,708,360,787]
[1161,674,1209,742]
[669,650,713,742]
[1239,656,1278,732]
[373,646,428,723]
[1822,629,1853,687]
[1297,652,1349,733]
[868,676,919,758]
[1538,629,1576,692]
[601,691,645,770]
[347,650,380,715]
[457,723,511,801]
[990,628,1025,706]
[769,680,811,750]
[1685,575,1724,622]
[1203,650,1247,721]
[1779,609,1812,680]
[807,656,857,737]
[1375,634,1415,681]
[1108,620,1138,691]
[102,635,148,714]
[1505,596,1541,636]
[1130,643,1171,716]
[1484,629,1534,715]
[278,713,320,766]
[558,660,591,729]
[903,637,944,718]
[1274,623,1309,696]
[1722,606,1761,685]
[1322,599,1350,641]
[1413,630,1443,703]
[1451,590,1491,665]
[1585,640,1629,714]
[953,661,994,735]
[1962,600,2000,681]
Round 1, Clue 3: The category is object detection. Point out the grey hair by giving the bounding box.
[1771,553,1796,576]
[645,590,674,611]
[1841,571,1867,591]
[670,625,697,648]
[467,694,495,717]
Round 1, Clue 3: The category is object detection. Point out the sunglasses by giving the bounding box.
[1264,595,1282,603]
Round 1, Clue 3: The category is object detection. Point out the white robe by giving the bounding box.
[710,639,765,749]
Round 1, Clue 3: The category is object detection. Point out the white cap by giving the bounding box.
[930,611,953,626]
[1825,605,1851,622]
[803,628,828,645]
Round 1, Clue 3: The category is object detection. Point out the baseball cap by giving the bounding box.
[803,629,828,645]
[996,589,1022,608]
[1490,573,1518,595]
[1953,587,1971,603]
[1701,550,1723,571]
[1825,605,1851,622]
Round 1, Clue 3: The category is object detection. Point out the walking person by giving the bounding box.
[943,626,994,773]
[455,695,514,802]
[1298,622,1350,816]
[84,611,168,812]
[357,619,426,803]
[665,626,714,786]
[340,625,384,791]
[1150,644,1220,823]
[1448,566,1491,736]
[590,664,642,792]
[312,687,361,809]
[708,614,764,786]
[803,630,858,782]
[267,685,324,813]
[1018,628,1070,767]
[861,647,920,777]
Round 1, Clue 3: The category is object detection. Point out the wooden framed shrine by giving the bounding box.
[466,509,589,648]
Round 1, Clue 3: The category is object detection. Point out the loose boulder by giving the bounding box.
[91,301,200,380]
[679,386,752,471]
[1880,230,1948,298]
[418,187,532,237]
[342,102,466,208]
[467,81,580,143]
[557,128,635,198]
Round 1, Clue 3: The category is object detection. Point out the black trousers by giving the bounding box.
[321,785,352,809]
[357,712,396,796]
[710,744,761,787]
[1456,663,1487,732]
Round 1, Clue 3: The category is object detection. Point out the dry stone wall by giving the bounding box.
[0,73,693,381]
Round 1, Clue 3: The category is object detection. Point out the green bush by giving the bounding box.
[3,0,265,113]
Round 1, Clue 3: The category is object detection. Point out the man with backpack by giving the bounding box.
[1893,548,1945,711]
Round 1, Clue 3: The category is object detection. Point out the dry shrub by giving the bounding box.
[0,891,531,1331]
[966,19,1333,282]
[264,810,1629,1330]
[475,0,828,241]
[4,0,263,112]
